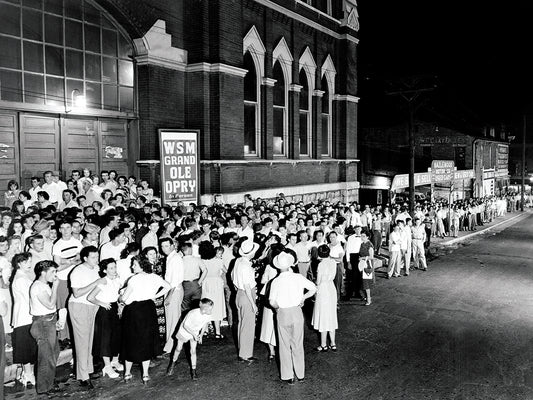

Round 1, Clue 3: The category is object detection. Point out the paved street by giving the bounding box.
[6,212,533,400]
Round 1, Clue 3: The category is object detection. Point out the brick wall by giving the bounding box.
[201,160,358,194]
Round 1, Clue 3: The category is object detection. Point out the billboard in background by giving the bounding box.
[159,130,199,205]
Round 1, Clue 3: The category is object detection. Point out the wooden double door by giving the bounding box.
[0,111,132,195]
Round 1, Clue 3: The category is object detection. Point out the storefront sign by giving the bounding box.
[497,144,509,170]
[159,129,199,205]
[453,169,475,180]
[391,169,474,191]
[391,172,432,191]
[431,160,455,183]
[418,136,468,145]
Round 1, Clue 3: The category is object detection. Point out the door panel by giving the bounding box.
[100,119,128,176]
[19,114,60,189]
[0,112,18,200]
[63,117,99,176]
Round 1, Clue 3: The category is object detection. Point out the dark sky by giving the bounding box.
[357,1,533,128]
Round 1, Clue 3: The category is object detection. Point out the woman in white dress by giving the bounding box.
[198,241,226,338]
[311,244,338,352]
[259,261,278,361]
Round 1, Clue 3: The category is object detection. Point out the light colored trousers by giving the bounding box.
[388,250,401,277]
[412,240,427,270]
[277,306,305,380]
[163,285,184,353]
[401,246,412,274]
[236,289,255,359]
[298,262,310,279]
[68,302,98,381]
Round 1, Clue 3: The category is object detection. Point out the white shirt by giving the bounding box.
[95,276,121,303]
[68,264,100,305]
[179,308,211,338]
[400,226,411,249]
[329,243,345,262]
[236,225,254,240]
[389,231,401,252]
[12,271,33,327]
[117,255,134,287]
[165,250,184,288]
[53,237,84,280]
[182,255,202,281]
[58,199,78,211]
[349,211,362,227]
[29,186,41,202]
[99,241,126,261]
[42,182,60,203]
[30,280,55,316]
[231,257,256,290]
[345,234,362,256]
[269,270,316,308]
[294,242,311,263]
[124,273,168,304]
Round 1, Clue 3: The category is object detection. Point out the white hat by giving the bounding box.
[238,240,259,258]
[273,251,294,270]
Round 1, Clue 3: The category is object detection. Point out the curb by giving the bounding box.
[438,212,530,246]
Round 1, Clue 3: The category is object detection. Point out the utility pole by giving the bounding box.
[521,114,526,211]
[386,77,436,216]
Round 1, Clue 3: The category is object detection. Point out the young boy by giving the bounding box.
[166,298,214,379]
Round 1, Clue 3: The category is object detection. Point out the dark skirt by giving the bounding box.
[362,278,373,290]
[121,300,161,363]
[13,324,37,364]
[92,303,121,358]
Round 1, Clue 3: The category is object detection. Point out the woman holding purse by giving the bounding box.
[358,232,374,306]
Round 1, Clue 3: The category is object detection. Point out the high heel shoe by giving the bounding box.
[142,375,150,384]
[166,361,177,376]
[18,371,35,387]
[111,361,124,372]
[102,366,120,379]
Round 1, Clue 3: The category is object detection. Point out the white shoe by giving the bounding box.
[102,365,120,379]
[111,361,124,372]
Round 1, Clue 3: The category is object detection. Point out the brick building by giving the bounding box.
[0,0,360,204]
[359,120,510,205]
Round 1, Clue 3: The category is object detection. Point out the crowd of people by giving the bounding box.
[0,169,522,396]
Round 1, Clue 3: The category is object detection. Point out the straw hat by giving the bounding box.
[273,251,294,270]
[238,240,259,258]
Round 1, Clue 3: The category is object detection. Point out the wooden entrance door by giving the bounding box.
[19,114,61,189]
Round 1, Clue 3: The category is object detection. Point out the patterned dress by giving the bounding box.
[151,260,166,349]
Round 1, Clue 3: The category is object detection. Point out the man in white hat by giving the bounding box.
[269,251,316,384]
[231,239,259,363]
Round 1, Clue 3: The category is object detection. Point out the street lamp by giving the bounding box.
[66,89,86,113]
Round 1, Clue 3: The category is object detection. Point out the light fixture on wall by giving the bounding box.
[66,89,86,113]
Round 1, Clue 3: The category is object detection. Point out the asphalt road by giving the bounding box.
[7,212,533,400]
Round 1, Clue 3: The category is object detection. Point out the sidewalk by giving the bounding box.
[374,210,530,268]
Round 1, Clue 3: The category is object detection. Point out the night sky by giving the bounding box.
[357,1,533,129]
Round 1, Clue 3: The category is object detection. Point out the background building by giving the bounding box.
[359,120,510,205]
[0,0,360,204]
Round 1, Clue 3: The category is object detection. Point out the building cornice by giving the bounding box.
[187,63,248,77]
[253,0,359,44]
[334,94,360,103]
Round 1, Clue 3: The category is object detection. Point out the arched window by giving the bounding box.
[299,70,311,156]
[0,0,134,112]
[321,76,331,156]
[243,51,259,156]
[299,47,316,157]
[321,54,336,157]
[272,61,287,156]
[243,26,265,157]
